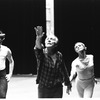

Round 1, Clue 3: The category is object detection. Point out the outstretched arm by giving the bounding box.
[34,26,45,84]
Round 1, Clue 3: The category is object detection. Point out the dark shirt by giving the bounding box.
[34,47,71,88]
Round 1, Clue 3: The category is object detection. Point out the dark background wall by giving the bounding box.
[0,0,46,74]
[55,0,100,77]
[0,0,100,77]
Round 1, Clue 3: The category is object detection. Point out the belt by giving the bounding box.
[79,75,94,81]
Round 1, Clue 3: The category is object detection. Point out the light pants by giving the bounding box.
[75,77,95,98]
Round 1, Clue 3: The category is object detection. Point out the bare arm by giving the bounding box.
[70,62,77,82]
[6,50,14,82]
[34,26,44,49]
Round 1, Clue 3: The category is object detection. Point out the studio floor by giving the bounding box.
[6,75,100,100]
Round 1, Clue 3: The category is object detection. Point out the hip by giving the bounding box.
[0,69,6,78]
[76,75,95,85]
[38,82,63,89]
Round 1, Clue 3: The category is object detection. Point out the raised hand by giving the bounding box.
[34,26,44,37]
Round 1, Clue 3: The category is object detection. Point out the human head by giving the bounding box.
[0,31,5,44]
[74,42,87,53]
[45,34,58,48]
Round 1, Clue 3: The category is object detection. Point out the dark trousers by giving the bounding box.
[0,69,8,98]
[38,84,63,98]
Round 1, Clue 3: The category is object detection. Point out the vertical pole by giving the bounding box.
[46,0,54,36]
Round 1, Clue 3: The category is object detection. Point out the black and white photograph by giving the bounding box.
[0,0,100,99]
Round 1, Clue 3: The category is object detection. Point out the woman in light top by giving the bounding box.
[70,42,97,98]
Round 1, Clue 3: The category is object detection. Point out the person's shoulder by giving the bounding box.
[1,45,11,52]
[87,54,94,58]
[57,51,62,55]
[1,45,9,49]
[72,57,78,62]
[71,57,78,66]
[57,51,63,57]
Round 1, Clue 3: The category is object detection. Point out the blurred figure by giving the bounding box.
[0,31,14,98]
[34,26,71,98]
[70,42,97,98]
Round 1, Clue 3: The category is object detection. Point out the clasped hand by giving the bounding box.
[66,84,72,95]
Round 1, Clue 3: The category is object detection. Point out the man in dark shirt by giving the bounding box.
[34,26,72,98]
